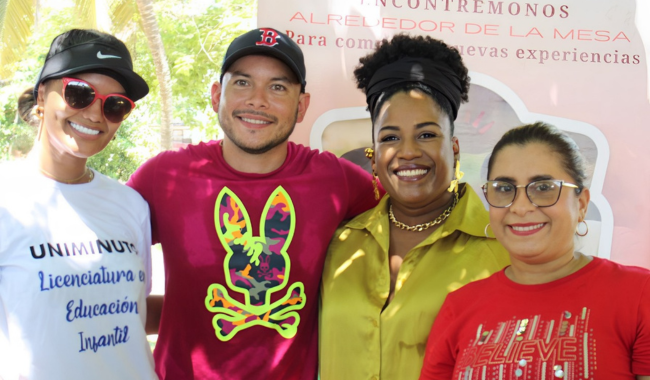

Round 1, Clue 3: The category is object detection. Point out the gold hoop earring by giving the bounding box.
[447,159,464,193]
[575,220,589,237]
[484,223,493,238]
[32,106,44,120]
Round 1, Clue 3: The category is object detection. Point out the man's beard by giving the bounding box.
[220,110,298,155]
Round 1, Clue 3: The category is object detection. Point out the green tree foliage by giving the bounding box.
[0,0,256,181]
[159,0,254,138]
[0,88,35,159]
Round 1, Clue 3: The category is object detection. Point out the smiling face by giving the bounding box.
[211,54,310,155]
[38,72,125,160]
[373,90,458,211]
[488,142,590,265]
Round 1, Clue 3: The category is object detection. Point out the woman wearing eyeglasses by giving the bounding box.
[0,30,157,379]
[419,122,650,380]
[319,35,510,380]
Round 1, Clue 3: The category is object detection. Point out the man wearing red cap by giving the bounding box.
[128,27,378,379]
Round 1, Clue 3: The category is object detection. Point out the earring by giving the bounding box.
[32,106,44,120]
[365,148,380,200]
[447,159,464,193]
[372,172,380,201]
[484,223,493,238]
[33,106,45,141]
[575,220,589,237]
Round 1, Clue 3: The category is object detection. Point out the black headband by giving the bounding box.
[365,58,462,121]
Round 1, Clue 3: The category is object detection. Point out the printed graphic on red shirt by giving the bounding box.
[205,186,306,341]
[455,308,596,379]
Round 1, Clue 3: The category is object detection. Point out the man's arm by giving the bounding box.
[146,295,164,335]
[130,153,166,335]
[127,154,162,245]
[339,156,384,219]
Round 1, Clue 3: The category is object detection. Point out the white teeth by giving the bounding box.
[240,117,270,125]
[511,223,545,232]
[396,169,428,177]
[70,122,100,135]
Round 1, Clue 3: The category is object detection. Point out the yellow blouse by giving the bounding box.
[319,185,510,380]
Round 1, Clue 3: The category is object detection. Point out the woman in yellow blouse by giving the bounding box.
[319,34,510,380]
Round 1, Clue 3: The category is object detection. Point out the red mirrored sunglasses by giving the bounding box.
[62,77,135,123]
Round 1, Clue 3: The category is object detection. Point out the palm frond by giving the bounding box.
[111,0,137,34]
[73,0,97,29]
[74,0,111,31]
[0,0,36,79]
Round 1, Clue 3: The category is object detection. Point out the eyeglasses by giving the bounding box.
[482,179,580,208]
[62,77,135,123]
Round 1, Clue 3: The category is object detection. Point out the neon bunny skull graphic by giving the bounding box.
[205,186,306,341]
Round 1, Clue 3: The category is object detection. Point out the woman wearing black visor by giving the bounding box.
[0,29,157,380]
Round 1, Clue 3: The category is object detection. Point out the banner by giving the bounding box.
[257,0,650,267]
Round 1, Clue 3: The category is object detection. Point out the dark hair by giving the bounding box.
[354,34,470,137]
[17,88,39,128]
[18,29,127,124]
[487,122,588,192]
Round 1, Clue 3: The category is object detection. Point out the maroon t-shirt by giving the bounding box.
[128,141,377,380]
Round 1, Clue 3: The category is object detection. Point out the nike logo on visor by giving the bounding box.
[97,51,121,59]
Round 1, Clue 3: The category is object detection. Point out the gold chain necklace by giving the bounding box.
[389,192,459,232]
[40,167,94,184]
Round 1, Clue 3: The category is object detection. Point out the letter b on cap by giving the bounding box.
[256,28,281,47]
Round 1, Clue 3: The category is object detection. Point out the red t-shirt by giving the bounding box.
[128,141,377,379]
[420,257,650,380]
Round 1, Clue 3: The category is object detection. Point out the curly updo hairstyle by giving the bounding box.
[354,34,470,136]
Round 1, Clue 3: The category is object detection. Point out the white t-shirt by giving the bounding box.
[0,161,157,380]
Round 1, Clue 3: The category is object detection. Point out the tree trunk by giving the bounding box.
[135,0,173,150]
